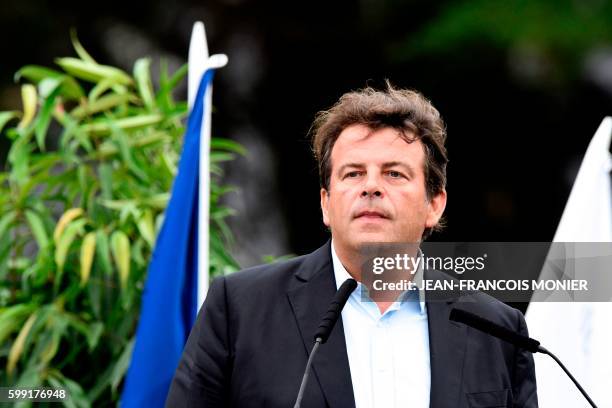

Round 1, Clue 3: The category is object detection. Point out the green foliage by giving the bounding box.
[0,33,240,406]
[391,0,612,80]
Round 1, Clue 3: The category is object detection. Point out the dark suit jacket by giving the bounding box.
[166,241,538,407]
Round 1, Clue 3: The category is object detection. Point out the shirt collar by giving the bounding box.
[330,239,426,314]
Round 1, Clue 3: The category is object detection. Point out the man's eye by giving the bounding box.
[387,171,403,178]
[346,171,361,178]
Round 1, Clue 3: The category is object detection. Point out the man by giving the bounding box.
[166,84,538,407]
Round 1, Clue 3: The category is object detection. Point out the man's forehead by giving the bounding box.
[331,124,424,165]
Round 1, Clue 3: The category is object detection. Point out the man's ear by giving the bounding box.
[425,189,447,229]
[320,188,330,227]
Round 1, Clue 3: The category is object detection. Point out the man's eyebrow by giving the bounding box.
[336,163,365,175]
[383,161,416,177]
[335,161,417,177]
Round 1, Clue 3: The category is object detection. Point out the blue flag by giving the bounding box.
[121,69,216,407]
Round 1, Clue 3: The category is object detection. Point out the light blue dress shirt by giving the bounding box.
[331,241,431,408]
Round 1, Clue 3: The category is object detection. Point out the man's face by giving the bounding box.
[320,124,447,250]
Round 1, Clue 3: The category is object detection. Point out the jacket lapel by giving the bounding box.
[426,270,468,408]
[287,241,356,408]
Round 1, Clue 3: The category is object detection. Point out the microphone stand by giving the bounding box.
[537,346,598,408]
[293,278,357,408]
[294,338,322,408]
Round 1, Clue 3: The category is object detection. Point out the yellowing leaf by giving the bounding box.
[54,218,87,272]
[53,208,83,244]
[136,209,155,248]
[7,312,37,375]
[110,231,130,288]
[17,84,37,129]
[80,232,96,286]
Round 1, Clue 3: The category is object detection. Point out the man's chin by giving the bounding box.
[350,231,391,246]
[348,230,421,246]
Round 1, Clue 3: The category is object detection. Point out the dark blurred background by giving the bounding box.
[2,0,611,267]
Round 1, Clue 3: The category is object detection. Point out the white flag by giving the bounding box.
[526,117,612,407]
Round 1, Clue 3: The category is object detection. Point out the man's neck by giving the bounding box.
[331,240,362,281]
[331,240,396,314]
[331,239,422,315]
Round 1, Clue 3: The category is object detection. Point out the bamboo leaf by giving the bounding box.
[15,65,64,83]
[14,66,84,100]
[156,63,187,112]
[15,364,41,390]
[110,338,134,392]
[155,213,165,235]
[210,151,236,163]
[158,63,187,99]
[0,111,21,133]
[55,57,132,85]
[119,202,137,225]
[7,312,37,375]
[110,231,130,288]
[98,164,113,200]
[35,78,63,151]
[54,218,87,272]
[70,28,97,64]
[160,150,177,177]
[38,77,62,99]
[47,376,77,408]
[99,199,135,210]
[95,230,113,277]
[134,58,155,110]
[211,138,247,155]
[25,210,50,251]
[136,209,155,248]
[8,139,32,185]
[80,232,96,286]
[39,316,68,365]
[110,126,149,182]
[86,322,104,351]
[79,114,162,135]
[96,131,166,158]
[70,93,131,120]
[62,313,103,351]
[86,357,114,402]
[17,84,37,129]
[54,208,84,243]
[0,210,17,238]
[48,370,89,408]
[88,77,116,102]
[0,304,36,345]
[143,193,170,209]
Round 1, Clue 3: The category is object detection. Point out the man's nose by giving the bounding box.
[361,174,383,198]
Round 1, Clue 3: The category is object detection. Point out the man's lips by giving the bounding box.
[354,210,389,219]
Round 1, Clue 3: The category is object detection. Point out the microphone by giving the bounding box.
[449,308,541,352]
[314,278,358,343]
[450,308,598,408]
[294,278,357,408]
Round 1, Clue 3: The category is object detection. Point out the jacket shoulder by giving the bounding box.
[426,269,525,330]
[213,254,312,303]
